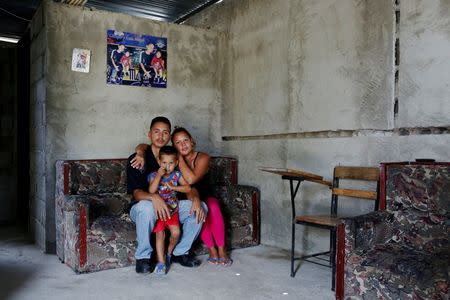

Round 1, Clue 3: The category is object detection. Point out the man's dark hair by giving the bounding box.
[150,116,171,131]
[159,145,178,158]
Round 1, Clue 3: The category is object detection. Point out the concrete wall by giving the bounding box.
[398,0,450,127]
[30,3,47,249]
[186,0,450,252]
[30,0,222,251]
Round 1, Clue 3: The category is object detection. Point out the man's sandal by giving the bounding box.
[217,257,233,267]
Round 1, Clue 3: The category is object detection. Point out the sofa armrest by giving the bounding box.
[212,184,260,247]
[335,210,394,299]
[62,200,90,273]
[56,192,130,263]
[55,193,91,267]
[341,210,394,253]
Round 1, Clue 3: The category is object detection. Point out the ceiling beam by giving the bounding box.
[174,0,220,24]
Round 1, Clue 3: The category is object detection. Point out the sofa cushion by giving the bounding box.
[88,193,131,221]
[89,215,136,244]
[61,193,130,213]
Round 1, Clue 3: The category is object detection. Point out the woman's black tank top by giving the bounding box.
[191,152,212,200]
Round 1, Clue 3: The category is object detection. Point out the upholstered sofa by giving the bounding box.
[336,162,449,299]
[55,157,260,273]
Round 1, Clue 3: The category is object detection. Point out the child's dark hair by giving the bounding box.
[159,145,178,158]
[150,116,171,131]
[171,126,193,144]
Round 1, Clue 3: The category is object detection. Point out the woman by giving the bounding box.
[134,127,232,266]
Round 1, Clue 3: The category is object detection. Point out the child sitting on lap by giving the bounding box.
[148,146,191,275]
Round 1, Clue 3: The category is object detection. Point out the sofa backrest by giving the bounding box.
[58,156,238,195]
[381,162,450,251]
[208,156,237,186]
[62,159,128,195]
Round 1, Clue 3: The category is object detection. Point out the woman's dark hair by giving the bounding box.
[171,126,193,144]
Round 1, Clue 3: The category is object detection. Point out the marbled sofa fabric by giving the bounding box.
[69,160,127,194]
[191,184,260,255]
[86,215,137,272]
[386,165,449,253]
[208,156,237,186]
[56,159,133,273]
[342,164,449,300]
[56,157,259,273]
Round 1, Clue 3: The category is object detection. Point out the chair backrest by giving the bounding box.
[331,166,380,215]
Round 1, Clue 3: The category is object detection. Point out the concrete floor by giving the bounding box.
[0,227,334,300]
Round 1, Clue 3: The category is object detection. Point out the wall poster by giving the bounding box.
[71,48,91,73]
[107,29,167,88]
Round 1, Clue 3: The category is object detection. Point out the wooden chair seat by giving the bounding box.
[296,215,341,227]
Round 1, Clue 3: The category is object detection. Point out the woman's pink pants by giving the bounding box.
[200,197,225,248]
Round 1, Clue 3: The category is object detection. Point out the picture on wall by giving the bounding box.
[106,29,167,88]
[71,48,91,73]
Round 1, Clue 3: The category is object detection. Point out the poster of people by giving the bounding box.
[107,29,167,88]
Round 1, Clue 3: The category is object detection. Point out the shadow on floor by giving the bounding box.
[0,262,36,299]
[0,225,36,299]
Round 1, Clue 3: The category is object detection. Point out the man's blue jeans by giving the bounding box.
[130,199,208,259]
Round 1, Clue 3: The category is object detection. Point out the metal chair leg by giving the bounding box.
[291,222,295,277]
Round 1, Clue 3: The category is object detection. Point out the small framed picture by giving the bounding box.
[71,48,91,73]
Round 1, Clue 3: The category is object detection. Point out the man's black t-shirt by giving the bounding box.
[127,145,159,199]
[111,49,124,66]
[139,51,153,69]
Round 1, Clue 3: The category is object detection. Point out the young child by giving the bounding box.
[148,146,191,275]
[120,50,132,77]
[150,50,166,83]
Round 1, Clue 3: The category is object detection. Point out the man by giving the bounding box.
[139,42,155,86]
[110,44,125,83]
[127,116,207,273]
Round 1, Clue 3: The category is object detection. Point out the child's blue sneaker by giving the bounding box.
[154,262,166,275]
[166,254,172,267]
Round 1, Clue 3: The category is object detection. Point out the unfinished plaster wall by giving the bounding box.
[397,0,450,127]
[30,0,221,251]
[187,0,450,252]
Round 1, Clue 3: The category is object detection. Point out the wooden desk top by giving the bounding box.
[259,167,332,187]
